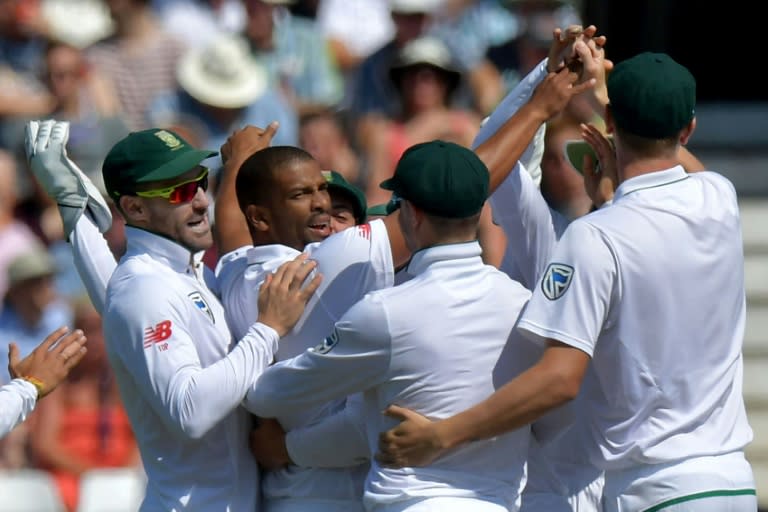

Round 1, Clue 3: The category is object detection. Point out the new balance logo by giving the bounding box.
[144,320,172,348]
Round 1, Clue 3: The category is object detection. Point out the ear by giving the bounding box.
[245,204,270,233]
[679,117,696,145]
[118,196,148,224]
[404,200,425,228]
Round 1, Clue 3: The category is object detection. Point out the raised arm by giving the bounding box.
[478,26,603,192]
[215,123,279,255]
[25,120,117,314]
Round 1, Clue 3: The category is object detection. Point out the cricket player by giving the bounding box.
[206,59,593,511]
[24,121,322,512]
[247,140,544,512]
[377,52,757,512]
[26,34,593,510]
[0,326,87,438]
[475,37,608,511]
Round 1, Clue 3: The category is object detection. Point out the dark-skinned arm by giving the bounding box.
[379,68,594,270]
[215,123,279,256]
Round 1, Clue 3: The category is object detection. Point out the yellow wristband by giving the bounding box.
[21,376,45,399]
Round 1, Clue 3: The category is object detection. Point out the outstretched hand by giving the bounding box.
[530,66,596,122]
[376,405,446,468]
[547,24,587,72]
[8,326,87,399]
[257,253,323,337]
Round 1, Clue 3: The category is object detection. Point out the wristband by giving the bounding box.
[22,375,45,399]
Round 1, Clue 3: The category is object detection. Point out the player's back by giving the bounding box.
[362,241,533,510]
[578,168,752,468]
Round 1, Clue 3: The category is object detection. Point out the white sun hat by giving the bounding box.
[176,35,268,109]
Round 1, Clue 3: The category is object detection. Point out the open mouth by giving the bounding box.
[187,216,209,233]
[308,219,331,238]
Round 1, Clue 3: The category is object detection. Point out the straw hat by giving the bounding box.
[177,35,268,109]
[7,246,57,289]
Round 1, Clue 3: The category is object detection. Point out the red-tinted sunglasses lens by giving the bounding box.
[168,174,208,204]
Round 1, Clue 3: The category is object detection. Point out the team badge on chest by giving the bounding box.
[188,291,215,323]
[541,263,574,300]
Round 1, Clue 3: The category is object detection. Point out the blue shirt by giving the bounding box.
[251,11,343,108]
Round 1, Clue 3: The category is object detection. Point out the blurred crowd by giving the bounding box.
[0,0,590,509]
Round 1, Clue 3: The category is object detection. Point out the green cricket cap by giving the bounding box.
[322,170,367,224]
[607,52,696,139]
[377,140,489,218]
[102,128,218,198]
[564,135,614,175]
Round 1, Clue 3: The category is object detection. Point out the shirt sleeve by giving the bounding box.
[471,58,548,172]
[517,219,617,357]
[69,213,117,315]
[302,221,394,327]
[245,294,391,418]
[0,379,37,438]
[215,246,258,340]
[104,278,279,439]
[285,392,369,468]
[490,161,569,289]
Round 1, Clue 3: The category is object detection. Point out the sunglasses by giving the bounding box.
[134,168,209,204]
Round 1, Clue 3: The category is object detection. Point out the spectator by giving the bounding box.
[299,109,362,186]
[29,297,139,512]
[315,0,394,73]
[242,0,344,115]
[362,36,505,267]
[349,0,440,148]
[429,0,520,115]
[364,35,481,204]
[4,41,128,196]
[85,0,187,130]
[0,246,74,383]
[0,0,54,148]
[0,151,42,300]
[148,33,298,176]
[154,0,246,49]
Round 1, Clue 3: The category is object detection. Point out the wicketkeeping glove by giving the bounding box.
[25,120,113,240]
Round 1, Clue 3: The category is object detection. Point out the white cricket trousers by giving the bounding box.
[369,497,513,512]
[521,471,604,511]
[602,451,757,512]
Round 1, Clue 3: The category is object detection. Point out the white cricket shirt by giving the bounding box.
[247,242,534,510]
[103,227,278,511]
[216,219,394,505]
[0,378,37,437]
[518,166,754,470]
[481,62,604,504]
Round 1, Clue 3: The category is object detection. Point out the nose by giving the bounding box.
[311,188,331,212]
[191,186,210,210]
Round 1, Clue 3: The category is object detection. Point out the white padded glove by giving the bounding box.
[25,120,113,239]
